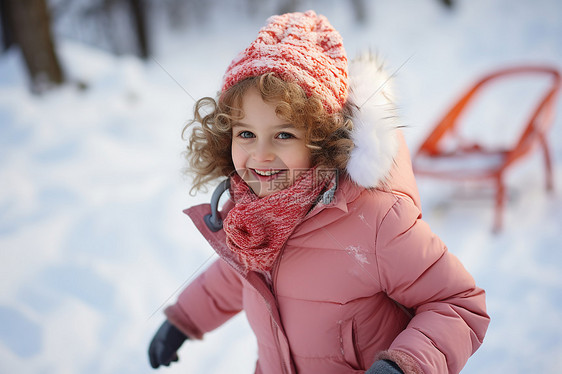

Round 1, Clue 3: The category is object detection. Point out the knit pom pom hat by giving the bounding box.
[222,10,348,113]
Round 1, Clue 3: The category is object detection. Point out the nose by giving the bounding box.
[252,139,274,162]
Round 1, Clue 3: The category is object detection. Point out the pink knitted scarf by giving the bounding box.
[223,168,333,272]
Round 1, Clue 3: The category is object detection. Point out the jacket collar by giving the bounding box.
[184,173,365,256]
[305,173,363,218]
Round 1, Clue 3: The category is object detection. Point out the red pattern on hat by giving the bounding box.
[222,10,348,113]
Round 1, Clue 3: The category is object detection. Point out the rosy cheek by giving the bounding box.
[232,149,241,166]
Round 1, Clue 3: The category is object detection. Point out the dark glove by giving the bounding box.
[366,360,404,374]
[148,320,188,369]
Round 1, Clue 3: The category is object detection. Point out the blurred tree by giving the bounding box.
[277,0,300,14]
[276,0,368,24]
[85,0,150,58]
[165,0,210,30]
[351,0,367,24]
[49,0,151,59]
[0,0,14,50]
[1,0,65,93]
[128,0,149,59]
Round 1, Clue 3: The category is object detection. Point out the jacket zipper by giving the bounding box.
[271,318,289,374]
[271,244,290,374]
[256,280,289,374]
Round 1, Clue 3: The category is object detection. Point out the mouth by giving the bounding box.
[246,169,288,196]
[253,168,282,177]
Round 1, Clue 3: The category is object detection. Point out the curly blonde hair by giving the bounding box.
[182,73,355,194]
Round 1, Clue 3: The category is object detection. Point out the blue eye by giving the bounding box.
[277,132,295,140]
[238,131,254,139]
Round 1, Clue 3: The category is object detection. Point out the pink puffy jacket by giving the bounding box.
[165,56,489,374]
[165,135,489,374]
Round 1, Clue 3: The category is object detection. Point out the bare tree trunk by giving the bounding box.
[6,0,64,93]
[0,0,15,50]
[128,0,149,59]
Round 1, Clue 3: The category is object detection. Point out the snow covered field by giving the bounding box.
[1,0,561,373]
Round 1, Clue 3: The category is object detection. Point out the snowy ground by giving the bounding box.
[1,0,561,373]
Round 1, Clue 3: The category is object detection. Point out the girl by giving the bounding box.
[148,11,489,374]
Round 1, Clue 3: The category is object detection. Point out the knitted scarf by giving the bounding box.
[223,168,333,272]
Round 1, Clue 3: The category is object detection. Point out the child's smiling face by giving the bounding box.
[231,86,312,197]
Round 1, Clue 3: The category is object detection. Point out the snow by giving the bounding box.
[346,245,369,265]
[1,0,561,373]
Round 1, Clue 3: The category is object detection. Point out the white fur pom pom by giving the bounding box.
[346,54,399,188]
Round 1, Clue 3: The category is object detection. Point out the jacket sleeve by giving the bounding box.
[164,258,244,339]
[373,196,490,374]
